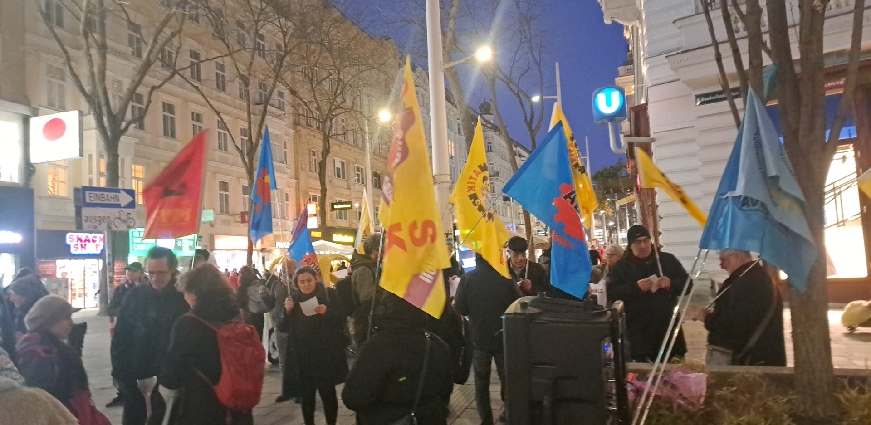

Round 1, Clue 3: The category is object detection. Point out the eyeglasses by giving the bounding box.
[146,271,171,278]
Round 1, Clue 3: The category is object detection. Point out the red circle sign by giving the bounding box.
[43,118,66,141]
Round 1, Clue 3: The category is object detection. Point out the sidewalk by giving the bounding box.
[76,307,870,424]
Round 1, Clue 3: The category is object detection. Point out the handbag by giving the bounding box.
[389,332,432,425]
[69,392,112,425]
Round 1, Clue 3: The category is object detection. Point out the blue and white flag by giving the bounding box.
[503,122,592,298]
[699,89,818,291]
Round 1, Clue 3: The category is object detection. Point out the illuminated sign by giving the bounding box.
[201,209,215,223]
[65,232,104,255]
[330,201,353,211]
[29,110,83,164]
[332,233,355,244]
[592,87,627,124]
[276,241,291,249]
[0,231,22,244]
[311,231,323,238]
[306,203,318,215]
[307,216,319,229]
[128,228,198,257]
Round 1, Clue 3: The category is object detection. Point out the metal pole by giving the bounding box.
[425,0,453,239]
[364,120,374,213]
[585,136,591,177]
[555,62,562,105]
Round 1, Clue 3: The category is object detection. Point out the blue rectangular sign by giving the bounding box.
[81,186,136,209]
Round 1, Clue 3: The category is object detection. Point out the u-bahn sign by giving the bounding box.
[592,87,627,124]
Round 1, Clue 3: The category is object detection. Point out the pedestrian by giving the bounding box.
[263,259,297,403]
[228,269,239,291]
[235,266,269,343]
[589,244,602,266]
[454,254,521,425]
[539,239,552,277]
[160,264,262,425]
[607,225,691,362]
[192,249,211,269]
[343,293,453,425]
[688,249,786,366]
[507,236,550,297]
[0,345,79,425]
[278,267,348,425]
[6,272,49,343]
[106,261,146,408]
[16,295,110,424]
[337,261,347,271]
[591,244,624,283]
[111,247,190,425]
[350,234,382,347]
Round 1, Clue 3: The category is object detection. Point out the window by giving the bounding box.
[130,92,145,129]
[336,200,348,221]
[272,140,282,164]
[334,158,346,180]
[372,171,382,189]
[160,46,175,70]
[47,160,67,196]
[44,0,64,28]
[240,128,250,152]
[132,164,146,204]
[46,64,65,109]
[119,158,127,188]
[191,111,203,136]
[185,3,200,24]
[211,10,225,37]
[257,81,267,105]
[189,50,202,82]
[241,185,250,212]
[354,165,365,185]
[218,181,230,214]
[276,90,286,111]
[337,118,346,141]
[486,141,493,153]
[309,149,319,173]
[238,76,249,101]
[161,102,176,139]
[281,139,288,164]
[309,193,320,208]
[217,120,229,152]
[235,21,247,47]
[127,21,143,59]
[215,61,226,92]
[99,155,106,186]
[255,32,266,58]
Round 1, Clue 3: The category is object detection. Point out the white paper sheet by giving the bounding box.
[649,274,661,293]
[299,297,320,316]
[449,276,461,297]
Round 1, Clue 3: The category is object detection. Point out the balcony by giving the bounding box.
[599,0,641,25]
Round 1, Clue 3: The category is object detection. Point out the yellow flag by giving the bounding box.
[635,147,708,226]
[378,58,451,318]
[450,118,511,279]
[859,168,871,200]
[549,103,598,227]
[354,189,375,255]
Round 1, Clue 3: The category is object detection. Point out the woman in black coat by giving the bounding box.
[160,265,253,425]
[279,267,348,425]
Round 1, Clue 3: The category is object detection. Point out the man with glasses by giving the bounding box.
[507,236,549,297]
[111,247,189,425]
[607,225,691,362]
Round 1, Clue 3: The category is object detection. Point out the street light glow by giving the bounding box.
[531,95,541,103]
[474,46,493,63]
[378,109,392,123]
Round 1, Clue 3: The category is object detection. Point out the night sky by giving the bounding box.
[336,0,628,173]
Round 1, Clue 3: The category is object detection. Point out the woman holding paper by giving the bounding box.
[279,267,348,425]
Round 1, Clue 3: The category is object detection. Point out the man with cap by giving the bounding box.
[507,236,550,297]
[105,262,145,408]
[607,224,691,362]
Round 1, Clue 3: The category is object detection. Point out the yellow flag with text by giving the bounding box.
[635,148,708,226]
[354,188,375,255]
[450,118,511,279]
[378,58,450,318]
[549,103,598,227]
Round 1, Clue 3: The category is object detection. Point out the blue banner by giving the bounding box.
[249,127,278,243]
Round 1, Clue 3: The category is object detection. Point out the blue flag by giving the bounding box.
[699,89,818,292]
[503,122,592,298]
[289,213,320,278]
[249,127,278,244]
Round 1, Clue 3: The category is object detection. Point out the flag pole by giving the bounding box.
[190,130,209,270]
[368,228,386,340]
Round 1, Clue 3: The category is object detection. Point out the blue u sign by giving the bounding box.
[592,87,627,124]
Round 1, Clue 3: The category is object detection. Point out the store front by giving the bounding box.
[126,228,197,270]
[212,235,264,272]
[0,186,35,287]
[36,230,105,308]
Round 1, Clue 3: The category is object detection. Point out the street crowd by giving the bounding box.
[0,224,786,425]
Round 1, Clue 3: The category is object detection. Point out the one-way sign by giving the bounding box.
[82,186,136,209]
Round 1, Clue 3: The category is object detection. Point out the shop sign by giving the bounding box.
[37,261,56,278]
[0,230,22,244]
[332,233,355,244]
[29,110,83,164]
[311,231,323,238]
[65,232,104,255]
[201,209,215,223]
[330,201,353,211]
[695,88,742,107]
[128,228,198,257]
[276,241,291,249]
[536,230,548,236]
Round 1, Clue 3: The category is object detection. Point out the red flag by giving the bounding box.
[143,131,208,239]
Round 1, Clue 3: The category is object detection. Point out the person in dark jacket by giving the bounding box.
[343,292,453,425]
[279,267,348,425]
[607,225,691,362]
[235,266,267,342]
[455,254,521,425]
[7,273,49,342]
[507,236,550,297]
[159,264,253,425]
[263,259,297,403]
[350,234,382,347]
[106,261,146,408]
[690,249,786,366]
[111,247,189,425]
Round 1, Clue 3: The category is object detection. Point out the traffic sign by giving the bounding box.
[81,186,136,209]
[79,186,138,231]
[592,87,627,124]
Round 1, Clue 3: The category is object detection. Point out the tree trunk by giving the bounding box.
[97,133,121,316]
[318,131,331,238]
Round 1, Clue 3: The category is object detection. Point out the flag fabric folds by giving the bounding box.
[699,89,818,292]
[355,189,375,255]
[250,127,278,244]
[549,103,598,227]
[450,118,512,279]
[378,58,451,318]
[858,168,871,200]
[503,122,593,299]
[143,130,208,239]
[635,148,708,226]
[289,212,321,280]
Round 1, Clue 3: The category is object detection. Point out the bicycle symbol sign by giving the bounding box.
[80,186,138,231]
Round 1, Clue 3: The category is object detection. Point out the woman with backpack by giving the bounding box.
[160,264,264,425]
[279,267,348,425]
[235,266,268,343]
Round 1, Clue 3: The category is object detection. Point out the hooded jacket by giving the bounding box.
[0,377,78,425]
[350,252,380,341]
[16,331,90,406]
[454,255,521,352]
[607,249,691,361]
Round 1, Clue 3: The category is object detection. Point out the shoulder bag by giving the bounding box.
[390,332,432,425]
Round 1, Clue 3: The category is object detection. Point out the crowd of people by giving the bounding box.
[0,224,787,425]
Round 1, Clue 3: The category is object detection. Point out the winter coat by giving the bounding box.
[107,280,135,318]
[0,377,78,425]
[607,250,691,361]
[590,263,614,284]
[342,315,453,425]
[278,285,348,393]
[16,331,90,407]
[425,271,469,384]
[455,256,521,352]
[111,283,190,380]
[159,296,253,425]
[705,261,786,366]
[510,260,550,297]
[262,274,290,328]
[350,252,379,340]
[0,296,16,360]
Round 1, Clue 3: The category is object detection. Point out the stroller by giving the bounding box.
[841,300,871,332]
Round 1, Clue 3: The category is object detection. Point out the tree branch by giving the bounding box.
[825,0,865,149]
[702,0,741,128]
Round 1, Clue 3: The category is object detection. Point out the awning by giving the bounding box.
[313,240,354,256]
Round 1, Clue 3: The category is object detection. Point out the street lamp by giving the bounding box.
[378,109,392,124]
[442,46,494,69]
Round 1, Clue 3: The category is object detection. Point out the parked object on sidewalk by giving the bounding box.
[841,300,871,332]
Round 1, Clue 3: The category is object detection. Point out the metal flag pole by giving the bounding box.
[367,228,387,340]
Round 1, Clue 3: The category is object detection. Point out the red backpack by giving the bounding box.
[188,315,266,410]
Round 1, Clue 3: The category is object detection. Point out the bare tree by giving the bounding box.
[700,0,866,413]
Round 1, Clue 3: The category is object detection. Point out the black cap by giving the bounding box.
[626,225,651,245]
[507,236,528,253]
[126,262,143,272]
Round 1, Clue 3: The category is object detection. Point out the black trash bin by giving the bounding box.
[503,296,629,425]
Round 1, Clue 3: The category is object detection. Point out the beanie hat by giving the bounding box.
[24,295,80,333]
[8,275,49,304]
[626,225,651,245]
[507,236,528,253]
